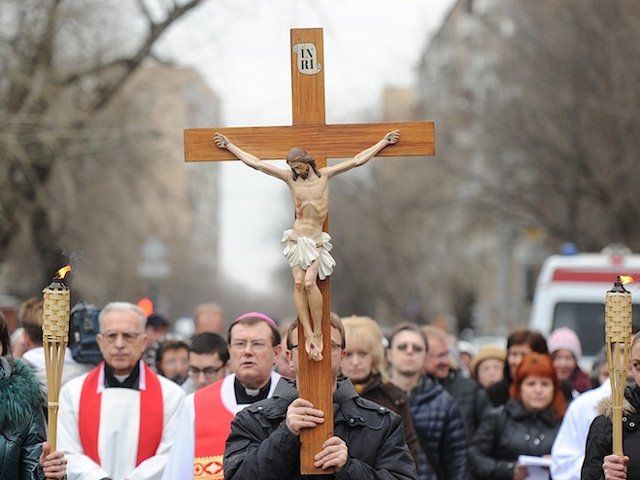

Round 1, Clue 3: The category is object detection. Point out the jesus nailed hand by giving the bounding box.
[214,129,399,361]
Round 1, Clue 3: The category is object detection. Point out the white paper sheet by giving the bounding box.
[517,455,551,480]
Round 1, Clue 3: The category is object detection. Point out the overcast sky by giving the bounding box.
[159,0,455,293]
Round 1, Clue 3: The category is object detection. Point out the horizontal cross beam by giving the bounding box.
[184,121,435,162]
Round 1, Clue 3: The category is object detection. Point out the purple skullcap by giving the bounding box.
[233,312,277,329]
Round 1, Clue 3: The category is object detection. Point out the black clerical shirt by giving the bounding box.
[234,377,271,404]
[104,361,141,390]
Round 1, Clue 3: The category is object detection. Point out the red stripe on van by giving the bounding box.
[552,270,640,282]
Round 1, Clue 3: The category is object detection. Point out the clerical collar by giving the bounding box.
[104,361,140,390]
[234,377,271,404]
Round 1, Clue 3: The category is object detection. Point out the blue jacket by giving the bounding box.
[409,375,468,480]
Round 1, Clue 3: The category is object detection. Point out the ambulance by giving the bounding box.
[529,244,640,370]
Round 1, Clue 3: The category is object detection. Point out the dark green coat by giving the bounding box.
[0,358,47,480]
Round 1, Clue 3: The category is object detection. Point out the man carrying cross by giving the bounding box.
[223,315,417,480]
[214,129,399,362]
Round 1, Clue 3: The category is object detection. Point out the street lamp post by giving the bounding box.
[137,237,171,307]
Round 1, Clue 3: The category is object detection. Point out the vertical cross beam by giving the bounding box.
[290,28,334,475]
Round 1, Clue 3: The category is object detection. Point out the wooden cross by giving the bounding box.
[184,28,434,475]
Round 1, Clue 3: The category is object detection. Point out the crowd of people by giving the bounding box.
[1,295,636,480]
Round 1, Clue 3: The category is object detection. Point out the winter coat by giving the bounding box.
[0,358,47,480]
[468,398,561,480]
[439,369,492,439]
[486,362,513,407]
[569,366,592,394]
[224,377,417,480]
[581,385,640,480]
[409,375,468,480]
[355,371,420,467]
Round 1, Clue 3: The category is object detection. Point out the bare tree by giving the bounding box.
[0,0,208,284]
[482,0,640,251]
[328,0,640,332]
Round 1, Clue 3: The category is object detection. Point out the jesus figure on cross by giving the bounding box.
[214,129,399,361]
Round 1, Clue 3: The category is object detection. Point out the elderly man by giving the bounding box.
[422,325,490,440]
[224,315,417,480]
[162,312,282,480]
[57,302,185,480]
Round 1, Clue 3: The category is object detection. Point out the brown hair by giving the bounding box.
[156,339,190,376]
[388,322,428,351]
[19,297,44,345]
[510,353,566,419]
[228,315,281,347]
[507,329,548,354]
[286,147,321,179]
[0,311,11,357]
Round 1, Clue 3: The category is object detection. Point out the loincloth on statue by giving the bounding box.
[281,229,336,280]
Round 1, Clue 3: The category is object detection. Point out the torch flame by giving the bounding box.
[56,265,72,280]
[620,275,634,285]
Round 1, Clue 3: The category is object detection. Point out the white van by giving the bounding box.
[529,245,640,369]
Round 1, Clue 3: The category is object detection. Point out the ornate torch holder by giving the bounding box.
[605,276,632,456]
[42,271,71,451]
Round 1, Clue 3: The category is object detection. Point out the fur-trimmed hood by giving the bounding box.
[0,358,44,432]
[597,394,637,418]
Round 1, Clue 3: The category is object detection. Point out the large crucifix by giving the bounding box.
[184,28,434,475]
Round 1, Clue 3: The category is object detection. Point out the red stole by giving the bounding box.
[78,361,164,466]
[193,380,235,480]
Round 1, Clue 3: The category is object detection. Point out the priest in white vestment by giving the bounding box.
[57,302,185,480]
[162,312,282,480]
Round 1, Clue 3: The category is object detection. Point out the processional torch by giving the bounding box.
[42,265,72,451]
[605,275,633,456]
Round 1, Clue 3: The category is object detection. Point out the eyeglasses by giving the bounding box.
[229,340,269,352]
[289,342,343,351]
[188,365,225,378]
[395,343,425,353]
[101,331,144,344]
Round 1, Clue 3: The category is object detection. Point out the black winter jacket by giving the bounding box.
[469,398,561,480]
[582,385,640,480]
[439,369,491,439]
[224,377,417,480]
[0,358,47,480]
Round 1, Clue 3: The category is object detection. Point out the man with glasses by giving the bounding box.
[422,325,491,442]
[181,332,229,394]
[224,314,417,480]
[163,312,282,480]
[57,302,186,480]
[387,323,468,480]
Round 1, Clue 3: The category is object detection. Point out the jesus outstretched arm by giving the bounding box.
[214,130,400,362]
